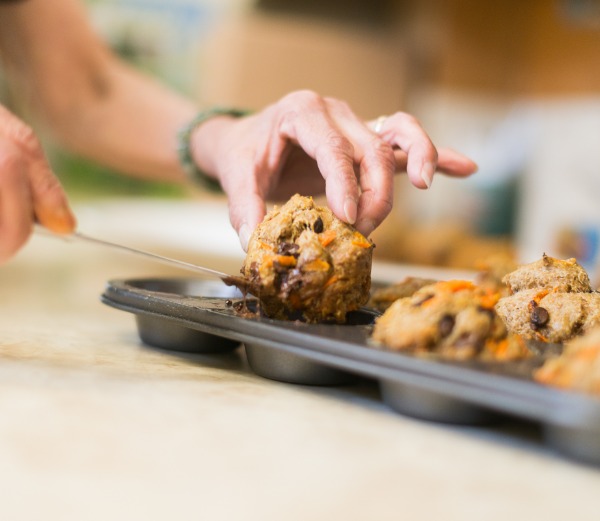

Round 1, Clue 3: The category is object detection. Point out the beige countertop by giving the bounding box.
[1,223,600,521]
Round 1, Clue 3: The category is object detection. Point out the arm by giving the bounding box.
[0,0,195,182]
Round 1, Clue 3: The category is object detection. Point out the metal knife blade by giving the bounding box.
[35,225,251,290]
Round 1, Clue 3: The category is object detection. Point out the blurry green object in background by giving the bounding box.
[51,149,188,200]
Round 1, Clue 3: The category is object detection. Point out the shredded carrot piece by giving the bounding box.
[259,241,275,251]
[319,230,337,247]
[493,339,509,357]
[303,259,330,271]
[528,289,549,312]
[436,280,474,293]
[351,231,372,248]
[275,255,297,267]
[324,274,339,288]
[535,331,549,343]
[478,291,500,310]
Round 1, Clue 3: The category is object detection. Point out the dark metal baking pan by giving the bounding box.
[101,277,600,465]
[121,279,241,353]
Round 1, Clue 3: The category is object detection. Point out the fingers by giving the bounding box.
[28,158,77,234]
[219,149,267,252]
[374,112,439,189]
[0,143,34,263]
[434,147,478,176]
[276,91,360,226]
[211,90,478,249]
[319,98,396,237]
[391,147,478,178]
[0,108,76,264]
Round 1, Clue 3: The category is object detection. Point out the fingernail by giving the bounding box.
[239,224,251,252]
[420,161,435,189]
[46,207,77,234]
[359,219,376,237]
[344,197,357,225]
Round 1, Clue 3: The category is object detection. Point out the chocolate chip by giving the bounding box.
[313,217,324,233]
[438,314,455,337]
[531,306,549,329]
[277,242,300,257]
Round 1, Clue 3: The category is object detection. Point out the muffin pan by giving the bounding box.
[101,277,600,466]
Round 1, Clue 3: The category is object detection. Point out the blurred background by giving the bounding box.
[5,0,600,275]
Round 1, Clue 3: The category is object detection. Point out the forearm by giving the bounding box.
[0,0,198,182]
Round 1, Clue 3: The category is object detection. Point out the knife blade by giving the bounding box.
[35,225,251,291]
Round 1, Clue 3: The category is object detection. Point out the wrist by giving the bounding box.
[177,107,248,192]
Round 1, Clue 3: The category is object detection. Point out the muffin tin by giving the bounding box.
[101,277,600,466]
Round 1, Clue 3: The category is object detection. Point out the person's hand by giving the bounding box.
[191,90,477,250]
[0,105,76,264]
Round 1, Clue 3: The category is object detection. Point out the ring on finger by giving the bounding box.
[372,115,388,135]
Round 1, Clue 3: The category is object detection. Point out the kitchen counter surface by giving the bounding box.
[1,228,600,521]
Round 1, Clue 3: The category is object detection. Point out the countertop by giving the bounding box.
[1,213,600,521]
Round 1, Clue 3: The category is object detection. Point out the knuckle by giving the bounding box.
[379,194,394,217]
[0,145,23,177]
[282,89,323,110]
[12,121,41,153]
[324,130,353,156]
[394,111,421,128]
[367,138,396,171]
[324,96,351,114]
[34,170,64,200]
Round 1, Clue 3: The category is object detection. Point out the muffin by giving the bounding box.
[241,194,374,323]
[495,254,600,343]
[371,280,530,361]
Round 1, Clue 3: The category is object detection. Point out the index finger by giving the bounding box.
[276,91,360,225]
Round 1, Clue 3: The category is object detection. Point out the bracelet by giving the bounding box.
[177,107,248,192]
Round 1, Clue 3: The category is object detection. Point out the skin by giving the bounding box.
[0,0,477,265]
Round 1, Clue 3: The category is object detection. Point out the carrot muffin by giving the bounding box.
[241,194,374,323]
[495,254,600,343]
[372,280,530,361]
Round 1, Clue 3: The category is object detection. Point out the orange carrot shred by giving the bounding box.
[324,275,339,288]
[304,259,330,271]
[351,231,372,248]
[275,255,297,267]
[319,230,337,247]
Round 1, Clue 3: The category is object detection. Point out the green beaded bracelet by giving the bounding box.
[177,107,248,192]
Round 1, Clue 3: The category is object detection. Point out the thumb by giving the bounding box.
[224,173,266,251]
[29,159,77,234]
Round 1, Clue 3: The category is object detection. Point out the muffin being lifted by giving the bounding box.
[241,194,374,323]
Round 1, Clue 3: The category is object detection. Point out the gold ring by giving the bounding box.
[373,115,388,134]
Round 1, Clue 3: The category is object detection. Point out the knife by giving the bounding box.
[35,225,252,291]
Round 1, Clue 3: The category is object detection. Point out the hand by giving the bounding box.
[194,91,477,249]
[192,90,478,250]
[0,105,76,264]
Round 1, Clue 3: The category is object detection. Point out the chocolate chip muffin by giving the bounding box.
[495,254,600,343]
[371,280,530,361]
[241,194,374,323]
